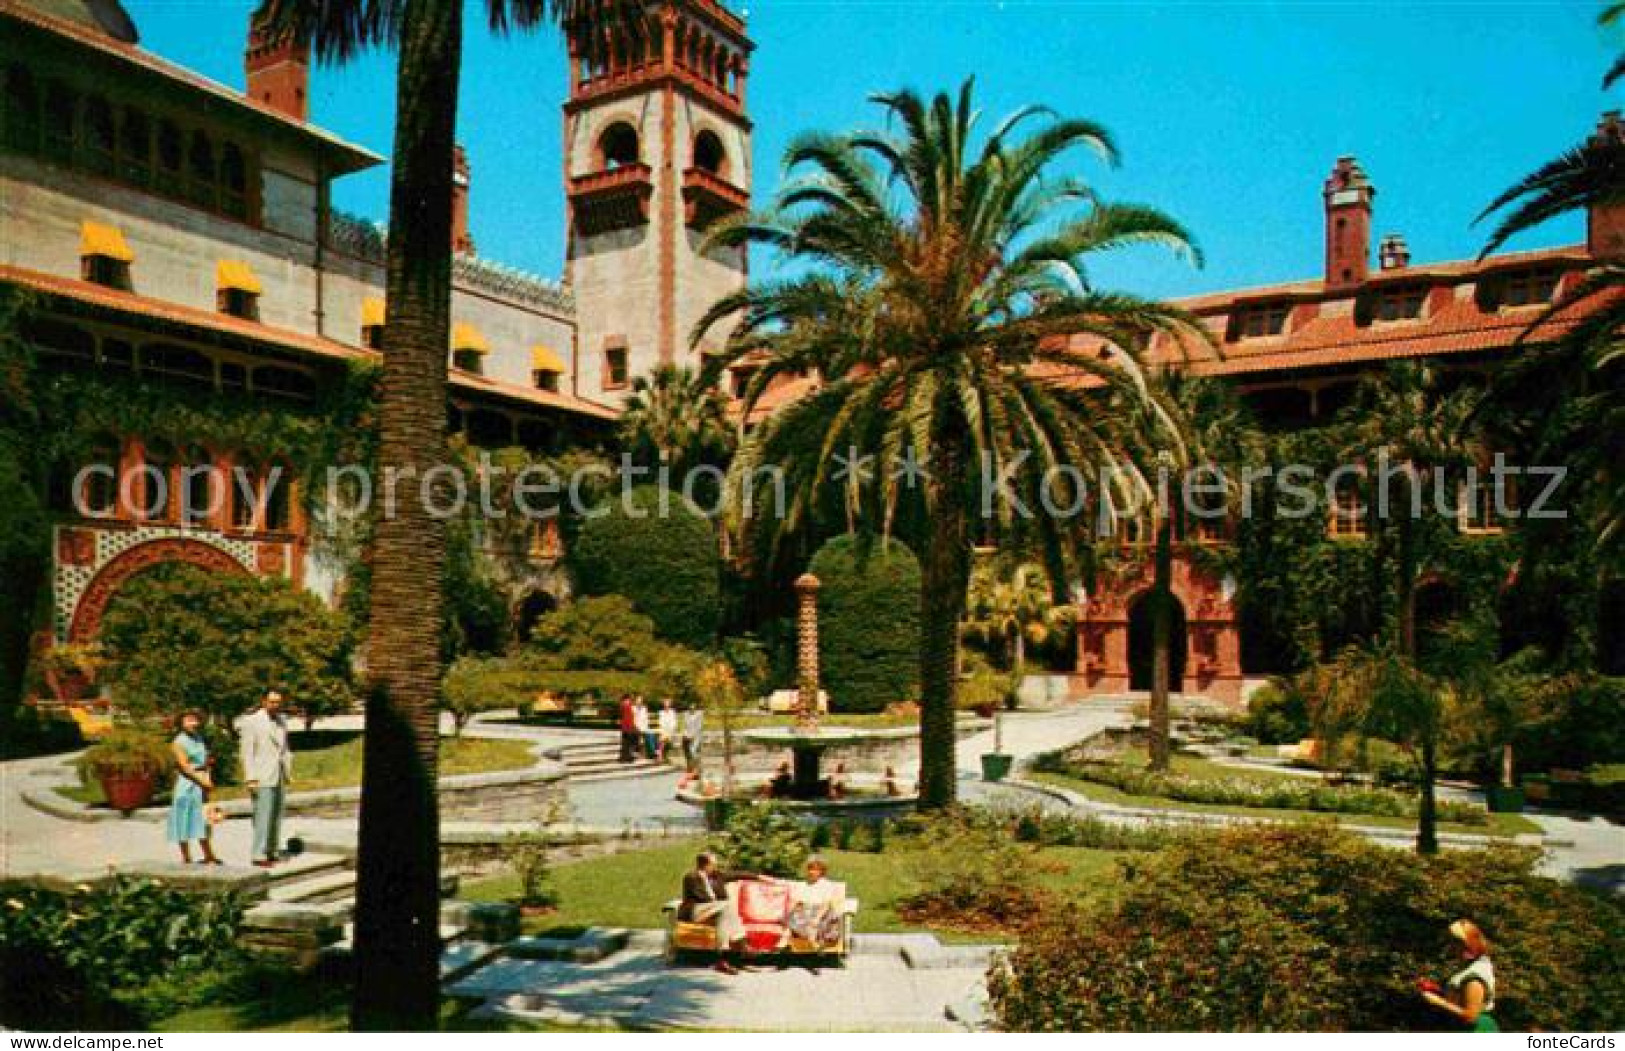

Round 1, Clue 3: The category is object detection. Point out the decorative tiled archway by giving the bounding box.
[1074,552,1244,704]
[62,532,252,643]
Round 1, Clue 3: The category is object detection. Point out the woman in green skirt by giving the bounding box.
[1420,919,1499,1032]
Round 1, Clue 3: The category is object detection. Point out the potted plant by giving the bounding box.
[77,727,172,814]
[39,643,104,705]
[981,713,1014,782]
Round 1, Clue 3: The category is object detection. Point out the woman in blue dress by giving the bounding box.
[167,710,221,864]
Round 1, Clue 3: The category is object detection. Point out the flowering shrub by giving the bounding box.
[988,825,1625,1032]
[0,877,246,1028]
[1032,750,1487,825]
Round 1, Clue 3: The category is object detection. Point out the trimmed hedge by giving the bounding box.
[988,824,1625,1032]
[569,486,721,649]
[808,535,920,713]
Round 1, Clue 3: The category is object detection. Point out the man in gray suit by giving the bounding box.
[240,688,293,867]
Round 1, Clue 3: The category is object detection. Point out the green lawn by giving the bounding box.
[463,837,1124,944]
[60,731,536,807]
[1028,768,1541,837]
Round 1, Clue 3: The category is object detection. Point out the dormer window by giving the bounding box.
[216,260,261,320]
[1503,269,1559,308]
[531,345,564,392]
[451,322,488,374]
[1235,304,1289,339]
[1374,287,1425,322]
[80,221,133,290]
[361,297,385,349]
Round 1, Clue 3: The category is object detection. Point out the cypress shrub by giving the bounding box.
[569,486,721,648]
[808,535,920,713]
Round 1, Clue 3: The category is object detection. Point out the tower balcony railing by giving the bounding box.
[569,163,655,235]
[682,166,749,228]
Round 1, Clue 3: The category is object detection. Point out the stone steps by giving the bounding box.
[268,867,359,905]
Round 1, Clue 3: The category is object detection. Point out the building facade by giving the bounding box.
[0,0,749,654]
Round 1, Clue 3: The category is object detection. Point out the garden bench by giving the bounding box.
[662,879,858,963]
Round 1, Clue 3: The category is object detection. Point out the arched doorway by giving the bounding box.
[514,590,559,643]
[1127,591,1187,692]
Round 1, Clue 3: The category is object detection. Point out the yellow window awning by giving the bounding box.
[452,322,489,354]
[81,220,134,263]
[361,297,386,327]
[216,259,263,295]
[530,344,566,373]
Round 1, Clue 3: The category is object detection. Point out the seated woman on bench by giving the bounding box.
[786,856,843,948]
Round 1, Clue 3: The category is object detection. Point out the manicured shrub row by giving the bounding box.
[807,535,920,713]
[988,825,1625,1032]
[569,486,721,649]
[1032,750,1487,825]
[0,877,247,1029]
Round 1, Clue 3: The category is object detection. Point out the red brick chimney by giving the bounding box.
[1378,233,1410,271]
[245,10,309,121]
[1588,111,1625,258]
[452,144,475,255]
[1324,156,1374,290]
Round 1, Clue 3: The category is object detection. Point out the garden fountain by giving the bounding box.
[678,572,920,811]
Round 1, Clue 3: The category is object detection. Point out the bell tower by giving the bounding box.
[563,0,752,400]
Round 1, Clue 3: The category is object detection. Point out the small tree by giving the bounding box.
[440,656,510,737]
[99,564,356,742]
[1309,644,1445,854]
[962,562,1070,684]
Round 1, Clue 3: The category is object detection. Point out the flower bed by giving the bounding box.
[1032,749,1487,826]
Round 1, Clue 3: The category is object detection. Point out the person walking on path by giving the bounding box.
[680,704,704,781]
[166,710,220,865]
[618,694,638,763]
[1419,919,1500,1032]
[657,699,679,763]
[240,688,293,868]
[634,697,655,759]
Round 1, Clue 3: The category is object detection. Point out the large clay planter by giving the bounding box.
[98,770,158,815]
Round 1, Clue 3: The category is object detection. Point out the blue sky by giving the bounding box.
[131,1,1617,299]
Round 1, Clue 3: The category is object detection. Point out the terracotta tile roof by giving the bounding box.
[0,0,380,173]
[739,371,819,425]
[0,263,618,422]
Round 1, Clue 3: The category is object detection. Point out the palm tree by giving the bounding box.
[1121,373,1257,770]
[963,561,1069,682]
[1332,362,1480,854]
[619,363,735,478]
[696,80,1205,807]
[254,0,621,1029]
[1476,19,1625,564]
[1341,362,1481,661]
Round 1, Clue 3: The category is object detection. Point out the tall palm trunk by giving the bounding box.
[918,447,969,809]
[351,0,463,1030]
[1148,517,1174,772]
[1393,498,1439,856]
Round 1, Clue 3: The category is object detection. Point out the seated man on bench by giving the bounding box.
[679,851,761,974]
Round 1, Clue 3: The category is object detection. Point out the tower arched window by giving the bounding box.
[4,64,40,153]
[693,130,726,177]
[599,122,639,170]
[79,433,121,518]
[141,438,178,523]
[180,444,216,527]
